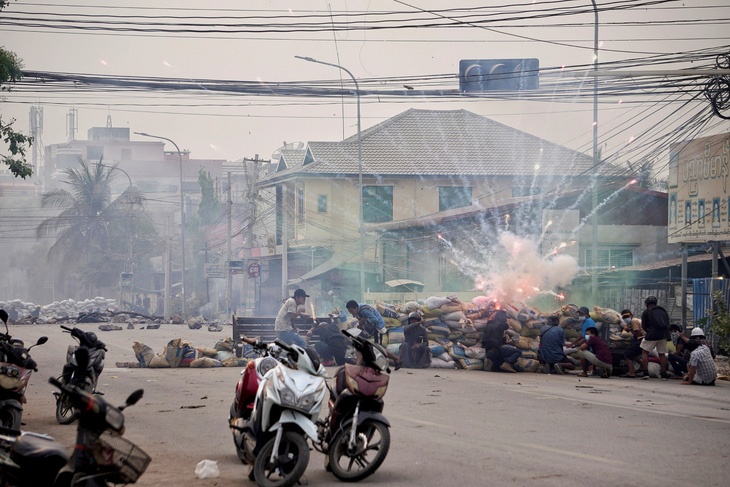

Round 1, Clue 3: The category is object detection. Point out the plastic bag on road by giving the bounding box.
[195,459,220,479]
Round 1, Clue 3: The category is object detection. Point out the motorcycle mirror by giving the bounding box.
[36,336,49,346]
[125,389,144,406]
[0,310,8,324]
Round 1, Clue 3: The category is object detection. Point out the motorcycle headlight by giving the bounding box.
[279,386,297,407]
[373,350,389,371]
[105,407,125,432]
[298,392,317,410]
[258,357,277,377]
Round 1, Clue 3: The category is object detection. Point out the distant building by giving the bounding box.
[250,108,645,314]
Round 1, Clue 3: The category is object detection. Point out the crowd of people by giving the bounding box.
[273,289,719,386]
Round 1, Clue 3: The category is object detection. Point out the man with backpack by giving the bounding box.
[637,296,671,380]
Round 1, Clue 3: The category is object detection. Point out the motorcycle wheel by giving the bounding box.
[0,407,21,430]
[253,431,309,487]
[55,393,77,425]
[328,419,390,482]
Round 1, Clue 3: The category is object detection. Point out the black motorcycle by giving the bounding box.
[0,350,149,486]
[54,326,106,425]
[0,310,48,430]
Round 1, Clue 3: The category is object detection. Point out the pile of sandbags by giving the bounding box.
[0,299,38,318]
[132,337,248,369]
[41,297,117,318]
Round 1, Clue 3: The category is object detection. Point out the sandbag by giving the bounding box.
[564,328,580,341]
[442,311,466,322]
[430,357,456,369]
[558,316,576,328]
[180,346,201,367]
[464,346,486,359]
[505,329,520,346]
[472,295,492,307]
[515,358,540,373]
[443,319,462,331]
[148,355,170,368]
[594,306,621,325]
[516,336,539,351]
[561,304,580,319]
[472,318,488,330]
[517,306,541,324]
[222,358,248,367]
[447,330,464,340]
[521,350,538,360]
[376,300,398,318]
[520,327,541,338]
[190,357,222,368]
[440,304,464,314]
[457,357,483,370]
[457,337,478,347]
[436,351,451,362]
[507,318,522,333]
[426,296,453,310]
[381,333,389,347]
[165,338,186,368]
[401,301,422,314]
[132,341,154,368]
[196,347,218,358]
[422,306,443,318]
[387,326,405,344]
[428,341,446,357]
[503,301,526,320]
[426,322,450,337]
[448,342,467,360]
[214,337,234,352]
[386,343,402,355]
[216,351,236,362]
[384,317,402,329]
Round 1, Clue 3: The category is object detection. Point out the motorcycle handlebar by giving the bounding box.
[273,339,293,353]
[60,325,73,332]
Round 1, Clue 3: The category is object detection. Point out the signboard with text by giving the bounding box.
[668,133,730,244]
[204,263,224,279]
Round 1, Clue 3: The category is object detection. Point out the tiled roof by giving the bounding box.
[263,108,625,182]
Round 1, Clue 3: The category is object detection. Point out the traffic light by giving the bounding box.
[459,59,539,92]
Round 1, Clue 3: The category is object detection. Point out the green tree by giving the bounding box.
[709,291,730,353]
[1,1,33,179]
[36,158,146,276]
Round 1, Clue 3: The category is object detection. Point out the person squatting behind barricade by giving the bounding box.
[539,315,577,375]
[481,310,521,373]
[619,309,646,378]
[308,320,350,366]
[398,312,430,369]
[274,288,310,348]
[681,339,717,386]
[577,327,613,378]
[668,326,716,378]
[346,300,386,341]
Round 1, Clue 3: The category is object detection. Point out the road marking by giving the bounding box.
[507,387,730,424]
[389,414,447,428]
[518,442,625,465]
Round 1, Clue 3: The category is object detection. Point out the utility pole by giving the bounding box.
[282,184,289,301]
[164,214,172,317]
[590,0,599,303]
[226,172,233,317]
[243,155,260,316]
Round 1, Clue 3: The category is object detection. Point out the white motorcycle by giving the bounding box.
[231,338,327,487]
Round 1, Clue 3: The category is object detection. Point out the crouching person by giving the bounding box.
[398,312,430,369]
[577,327,613,378]
[681,339,717,386]
[308,321,350,366]
[539,315,577,375]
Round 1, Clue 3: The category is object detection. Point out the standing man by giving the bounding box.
[346,300,386,341]
[275,288,310,348]
[638,296,671,380]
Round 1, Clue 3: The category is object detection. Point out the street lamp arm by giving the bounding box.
[294,56,360,92]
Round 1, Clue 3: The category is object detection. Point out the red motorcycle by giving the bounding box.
[228,337,281,465]
[315,328,391,482]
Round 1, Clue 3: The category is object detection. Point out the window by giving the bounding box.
[512,187,543,197]
[439,187,472,211]
[86,146,104,160]
[296,186,304,224]
[585,247,635,270]
[317,194,327,213]
[363,186,393,223]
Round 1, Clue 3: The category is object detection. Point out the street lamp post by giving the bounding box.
[134,131,187,316]
[295,55,365,302]
[590,1,599,302]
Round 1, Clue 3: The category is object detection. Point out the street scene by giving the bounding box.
[2,0,730,486]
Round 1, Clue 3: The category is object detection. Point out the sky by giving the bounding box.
[2,0,730,168]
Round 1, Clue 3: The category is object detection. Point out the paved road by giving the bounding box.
[10,324,730,487]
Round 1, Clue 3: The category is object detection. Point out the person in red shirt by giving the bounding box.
[577,327,613,378]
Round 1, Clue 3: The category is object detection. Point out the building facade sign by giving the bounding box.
[668,133,730,243]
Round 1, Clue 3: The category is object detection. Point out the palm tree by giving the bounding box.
[37,158,145,272]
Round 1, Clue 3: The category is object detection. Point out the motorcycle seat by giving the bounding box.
[11,432,68,470]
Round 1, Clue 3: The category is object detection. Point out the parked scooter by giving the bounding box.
[315,328,391,482]
[0,352,149,486]
[54,325,107,425]
[230,338,327,487]
[0,310,48,430]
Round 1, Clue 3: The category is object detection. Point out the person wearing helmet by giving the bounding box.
[637,296,671,379]
[668,326,716,376]
[681,339,717,385]
[399,312,430,369]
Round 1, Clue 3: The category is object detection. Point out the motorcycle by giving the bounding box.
[229,337,282,463]
[230,338,327,487]
[54,325,107,425]
[0,310,48,430]
[315,328,391,482]
[0,355,149,486]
